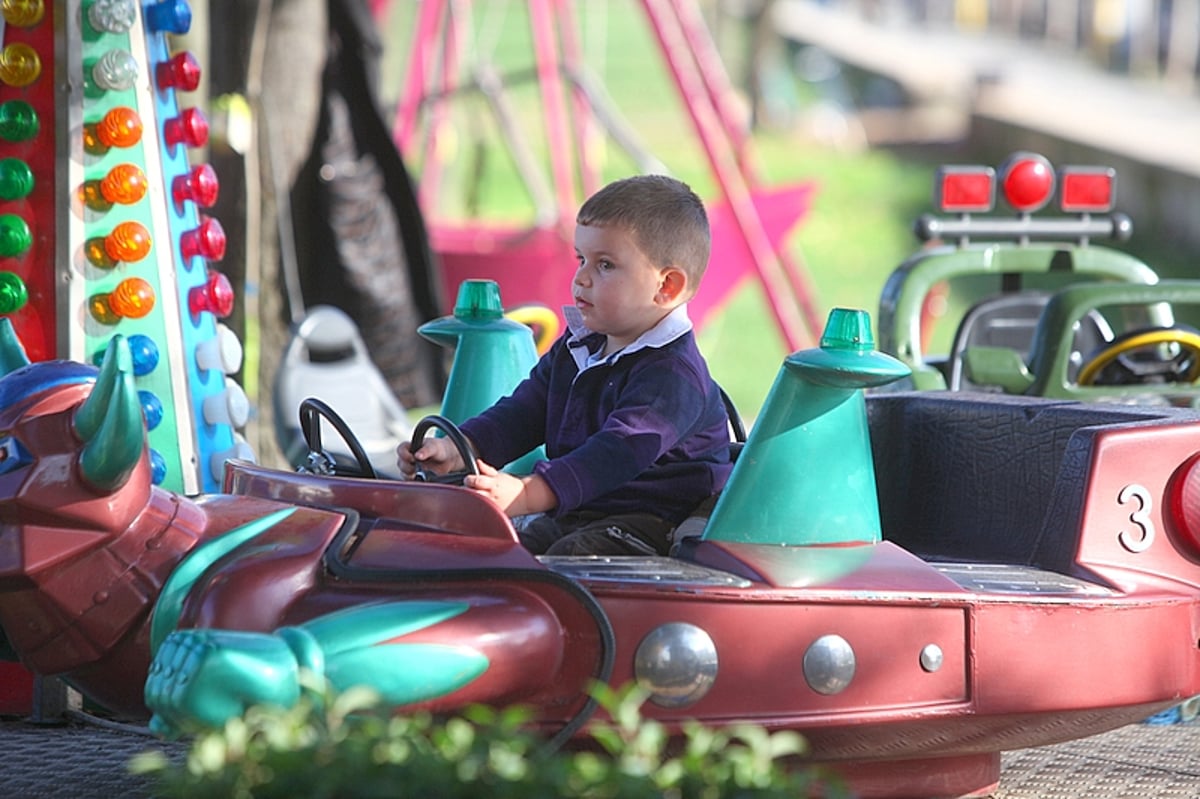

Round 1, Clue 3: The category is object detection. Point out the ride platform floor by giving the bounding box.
[0,712,1196,798]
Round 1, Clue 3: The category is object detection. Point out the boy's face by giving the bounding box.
[573,223,681,351]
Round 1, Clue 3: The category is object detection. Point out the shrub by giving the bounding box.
[130,681,849,798]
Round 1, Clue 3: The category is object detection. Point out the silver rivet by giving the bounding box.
[634,623,718,708]
[920,643,944,672]
[803,634,855,695]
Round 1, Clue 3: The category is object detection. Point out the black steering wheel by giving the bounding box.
[1077,326,1200,387]
[409,414,481,485]
[298,397,376,478]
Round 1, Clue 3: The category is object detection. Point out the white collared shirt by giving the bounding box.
[562,304,693,373]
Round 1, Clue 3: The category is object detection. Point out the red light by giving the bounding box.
[173,163,219,208]
[163,107,209,149]
[181,216,226,261]
[1168,453,1200,557]
[190,270,234,318]
[1001,153,1055,213]
[156,51,201,92]
[936,166,995,213]
[1060,167,1115,213]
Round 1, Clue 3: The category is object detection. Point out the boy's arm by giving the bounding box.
[459,343,556,466]
[464,464,556,516]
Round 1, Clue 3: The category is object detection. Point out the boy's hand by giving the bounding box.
[397,436,466,478]
[464,461,556,517]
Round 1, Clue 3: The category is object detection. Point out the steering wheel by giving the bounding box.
[297,398,376,478]
[1077,327,1200,387]
[409,414,481,485]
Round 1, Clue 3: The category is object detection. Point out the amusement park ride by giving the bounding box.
[0,0,249,498]
[4,3,1200,799]
[880,150,1200,406]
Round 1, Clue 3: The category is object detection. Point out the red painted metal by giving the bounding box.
[0,662,33,716]
[2,353,1200,797]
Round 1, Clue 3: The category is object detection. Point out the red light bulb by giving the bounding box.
[173,163,219,208]
[189,269,234,318]
[156,51,201,91]
[180,216,226,261]
[1001,153,1054,213]
[163,107,208,149]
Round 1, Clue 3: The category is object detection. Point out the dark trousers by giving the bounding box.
[518,511,675,556]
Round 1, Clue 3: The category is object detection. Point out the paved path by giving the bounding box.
[2,712,1197,797]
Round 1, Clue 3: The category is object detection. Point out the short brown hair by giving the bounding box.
[576,175,711,287]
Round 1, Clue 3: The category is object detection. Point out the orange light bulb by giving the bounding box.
[96,107,142,149]
[108,277,155,318]
[103,221,151,263]
[99,163,147,205]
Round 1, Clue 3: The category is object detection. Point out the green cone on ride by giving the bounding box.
[418,279,543,473]
[703,308,911,546]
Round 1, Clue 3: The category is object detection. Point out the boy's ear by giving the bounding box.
[657,267,689,305]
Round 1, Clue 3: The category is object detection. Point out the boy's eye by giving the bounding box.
[598,259,614,271]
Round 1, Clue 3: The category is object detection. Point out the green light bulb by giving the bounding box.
[0,214,31,257]
[0,100,37,142]
[0,272,28,313]
[0,158,33,200]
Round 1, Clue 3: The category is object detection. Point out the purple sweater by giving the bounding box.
[460,327,732,523]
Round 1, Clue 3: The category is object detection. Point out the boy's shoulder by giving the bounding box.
[627,331,712,379]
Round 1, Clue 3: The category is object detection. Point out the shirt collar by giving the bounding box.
[563,304,693,372]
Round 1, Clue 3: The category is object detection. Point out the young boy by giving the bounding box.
[398,175,732,555]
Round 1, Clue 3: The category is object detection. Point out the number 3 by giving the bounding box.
[1117,483,1155,553]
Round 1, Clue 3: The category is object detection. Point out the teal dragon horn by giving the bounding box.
[76,335,145,491]
[0,318,31,376]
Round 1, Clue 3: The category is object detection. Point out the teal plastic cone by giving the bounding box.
[418,280,543,473]
[703,308,910,546]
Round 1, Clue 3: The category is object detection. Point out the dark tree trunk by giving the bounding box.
[205,0,445,467]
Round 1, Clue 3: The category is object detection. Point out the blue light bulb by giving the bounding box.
[144,0,191,34]
[139,390,164,430]
[149,449,167,485]
[127,334,160,376]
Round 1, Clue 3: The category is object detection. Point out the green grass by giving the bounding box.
[697,141,932,416]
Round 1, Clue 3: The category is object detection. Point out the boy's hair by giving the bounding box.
[576,175,711,287]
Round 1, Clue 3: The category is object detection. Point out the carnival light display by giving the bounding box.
[0,0,252,494]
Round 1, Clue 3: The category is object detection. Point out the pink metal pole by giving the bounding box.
[394,0,446,155]
[554,0,601,199]
[667,0,823,342]
[667,0,750,170]
[529,0,578,232]
[641,0,818,348]
[417,0,465,215]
